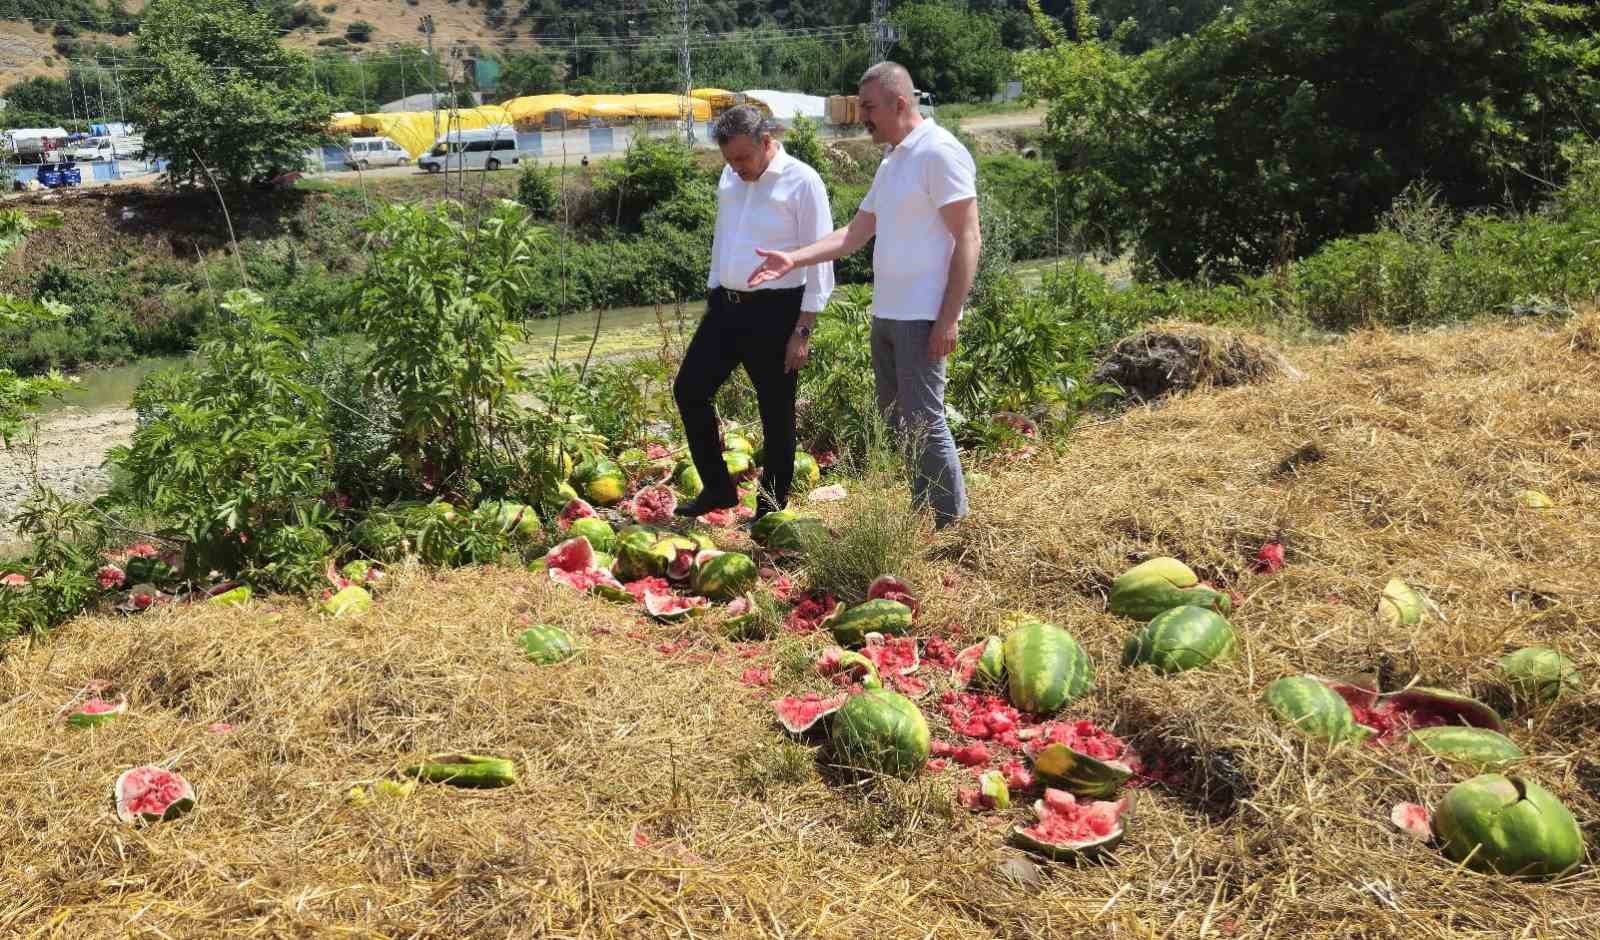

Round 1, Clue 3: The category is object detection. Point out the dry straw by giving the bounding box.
[2,313,1597,937]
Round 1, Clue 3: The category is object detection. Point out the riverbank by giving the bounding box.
[0,405,134,541]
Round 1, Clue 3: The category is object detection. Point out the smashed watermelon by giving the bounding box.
[643,591,710,622]
[861,633,920,676]
[1392,801,1433,839]
[1011,788,1127,861]
[866,575,920,617]
[114,766,196,824]
[557,498,598,532]
[624,577,672,604]
[773,691,849,734]
[631,485,678,526]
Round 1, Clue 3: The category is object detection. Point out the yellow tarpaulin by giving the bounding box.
[502,94,588,124]
[328,106,516,159]
[573,94,710,123]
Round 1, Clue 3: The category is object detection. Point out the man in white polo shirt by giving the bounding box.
[747,62,980,529]
[672,105,835,521]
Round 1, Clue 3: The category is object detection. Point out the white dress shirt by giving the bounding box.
[707,144,835,313]
[858,118,977,321]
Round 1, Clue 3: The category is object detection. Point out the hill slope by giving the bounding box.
[2,313,1596,937]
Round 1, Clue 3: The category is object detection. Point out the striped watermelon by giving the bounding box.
[692,551,757,601]
[1030,741,1133,798]
[1263,675,1368,744]
[1108,557,1232,621]
[954,636,1005,689]
[68,696,127,729]
[1122,605,1237,675]
[830,686,931,778]
[568,517,616,554]
[517,625,577,665]
[827,599,913,647]
[793,451,821,489]
[1433,774,1585,878]
[1002,621,1093,715]
[1497,647,1582,704]
[1409,726,1525,771]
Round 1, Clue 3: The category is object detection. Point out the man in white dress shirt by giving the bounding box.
[746,62,979,529]
[673,105,835,521]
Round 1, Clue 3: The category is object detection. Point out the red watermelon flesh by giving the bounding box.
[1024,720,1140,775]
[1018,789,1123,848]
[667,548,697,581]
[557,498,597,531]
[1000,758,1035,791]
[80,698,121,715]
[624,577,671,604]
[643,591,709,618]
[772,692,848,734]
[866,575,920,616]
[547,536,598,573]
[699,507,738,527]
[115,766,195,823]
[631,485,678,526]
[861,634,919,676]
[1391,802,1433,839]
[551,567,622,593]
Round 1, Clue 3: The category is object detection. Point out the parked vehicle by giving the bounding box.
[36,159,83,189]
[67,135,145,162]
[341,136,411,169]
[417,126,524,173]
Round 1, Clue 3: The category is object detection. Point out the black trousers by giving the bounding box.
[673,286,804,514]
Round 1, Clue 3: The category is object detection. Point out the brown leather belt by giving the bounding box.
[720,286,802,305]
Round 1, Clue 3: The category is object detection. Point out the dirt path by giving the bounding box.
[0,407,135,538]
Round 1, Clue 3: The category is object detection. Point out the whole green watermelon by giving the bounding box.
[1002,621,1093,715]
[1432,774,1585,878]
[830,687,931,778]
[1107,557,1231,621]
[1122,605,1237,675]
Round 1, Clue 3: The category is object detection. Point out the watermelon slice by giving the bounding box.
[1391,801,1434,840]
[67,696,127,729]
[546,535,598,574]
[666,547,698,582]
[643,591,710,622]
[953,636,1005,688]
[557,498,597,532]
[772,691,849,734]
[1011,788,1128,861]
[624,577,671,604]
[861,632,920,676]
[866,575,920,617]
[631,485,678,526]
[114,766,196,824]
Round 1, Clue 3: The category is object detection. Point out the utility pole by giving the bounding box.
[678,0,693,146]
[870,0,897,65]
[422,14,438,141]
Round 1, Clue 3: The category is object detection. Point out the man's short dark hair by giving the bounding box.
[713,105,770,146]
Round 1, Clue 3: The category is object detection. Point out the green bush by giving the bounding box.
[516,164,561,219]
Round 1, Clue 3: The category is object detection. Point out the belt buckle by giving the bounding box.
[725,287,746,304]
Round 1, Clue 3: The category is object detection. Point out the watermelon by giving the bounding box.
[557,497,597,532]
[1010,789,1128,862]
[1027,721,1136,797]
[114,766,196,824]
[750,509,796,546]
[575,459,626,506]
[1392,802,1434,839]
[321,585,373,618]
[630,484,678,526]
[772,691,849,735]
[1263,676,1369,744]
[561,517,612,554]
[693,551,757,601]
[1122,605,1237,675]
[1107,557,1232,621]
[860,633,920,677]
[1002,621,1093,715]
[960,768,1013,811]
[207,586,252,607]
[830,686,932,778]
[828,599,913,647]
[1378,577,1425,628]
[1409,726,1525,771]
[673,461,704,498]
[723,433,755,455]
[1432,774,1585,878]
[866,574,920,617]
[643,591,710,622]
[1497,648,1582,704]
[545,535,598,573]
[1380,687,1504,733]
[403,754,519,789]
[723,450,754,480]
[954,636,1005,689]
[517,625,577,665]
[68,696,127,729]
[793,451,821,489]
[477,500,541,540]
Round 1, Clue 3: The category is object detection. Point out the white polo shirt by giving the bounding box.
[707,144,836,313]
[858,118,977,321]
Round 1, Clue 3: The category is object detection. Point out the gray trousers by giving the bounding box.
[869,316,969,527]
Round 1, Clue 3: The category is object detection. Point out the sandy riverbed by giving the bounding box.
[0,407,135,538]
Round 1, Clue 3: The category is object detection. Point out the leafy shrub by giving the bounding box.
[596,136,699,229]
[516,164,560,219]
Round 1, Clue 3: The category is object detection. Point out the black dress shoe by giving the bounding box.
[675,492,738,518]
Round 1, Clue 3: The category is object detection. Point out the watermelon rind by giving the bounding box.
[673,461,704,498]
[979,769,1011,810]
[829,599,913,647]
[1432,774,1585,878]
[693,551,758,601]
[114,766,197,824]
[1497,648,1582,705]
[750,510,797,546]
[1002,621,1093,715]
[1030,742,1134,798]
[1009,792,1130,862]
[1263,675,1368,744]
[1383,687,1505,733]
[1122,605,1237,675]
[207,585,252,607]
[772,693,849,735]
[568,517,617,554]
[67,697,127,729]
[829,687,930,778]
[1409,726,1525,772]
[723,433,755,455]
[1377,576,1425,628]
[1107,557,1231,621]
[403,754,520,789]
[643,591,709,622]
[321,585,373,618]
[517,625,578,665]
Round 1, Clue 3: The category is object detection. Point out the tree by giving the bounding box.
[1019,0,1600,280]
[345,20,374,43]
[129,0,333,190]
[890,2,1010,103]
[498,51,558,98]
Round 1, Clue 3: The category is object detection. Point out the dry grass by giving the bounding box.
[3,313,1599,937]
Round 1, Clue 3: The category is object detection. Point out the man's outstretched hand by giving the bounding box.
[748,249,796,288]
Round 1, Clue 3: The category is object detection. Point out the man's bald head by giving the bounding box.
[860,61,915,101]
[858,61,920,145]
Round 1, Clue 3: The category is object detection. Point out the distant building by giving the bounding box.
[380,91,482,113]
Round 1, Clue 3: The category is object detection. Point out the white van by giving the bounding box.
[417,126,524,173]
[342,136,411,169]
[68,135,145,161]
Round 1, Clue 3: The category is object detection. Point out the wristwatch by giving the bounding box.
[795,324,813,339]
